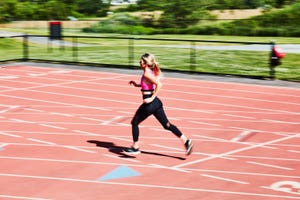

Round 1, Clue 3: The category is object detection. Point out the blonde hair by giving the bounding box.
[141,53,161,76]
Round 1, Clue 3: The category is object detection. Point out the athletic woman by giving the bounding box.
[124,53,193,156]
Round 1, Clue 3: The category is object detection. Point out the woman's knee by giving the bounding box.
[163,122,171,130]
[131,118,137,126]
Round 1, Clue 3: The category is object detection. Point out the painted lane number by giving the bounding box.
[270,181,300,195]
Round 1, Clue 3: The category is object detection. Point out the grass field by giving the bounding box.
[1,25,300,81]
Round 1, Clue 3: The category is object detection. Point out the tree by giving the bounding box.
[158,0,214,28]
[0,0,17,22]
[136,0,167,11]
[76,0,110,17]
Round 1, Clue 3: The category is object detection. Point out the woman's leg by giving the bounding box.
[153,99,193,155]
[130,104,151,148]
[153,106,183,138]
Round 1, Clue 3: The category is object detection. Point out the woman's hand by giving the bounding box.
[143,96,154,104]
[129,80,140,87]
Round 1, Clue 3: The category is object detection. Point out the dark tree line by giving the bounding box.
[0,0,298,23]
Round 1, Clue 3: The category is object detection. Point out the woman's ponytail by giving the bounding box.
[141,53,161,76]
[153,61,161,76]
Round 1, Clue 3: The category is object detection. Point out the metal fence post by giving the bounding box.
[72,36,78,62]
[269,41,276,79]
[128,38,134,66]
[23,34,29,61]
[190,41,196,71]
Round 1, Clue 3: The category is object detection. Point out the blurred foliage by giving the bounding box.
[1,0,300,37]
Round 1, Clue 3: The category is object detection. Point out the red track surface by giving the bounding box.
[0,64,299,200]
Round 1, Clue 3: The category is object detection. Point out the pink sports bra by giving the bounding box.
[141,70,155,91]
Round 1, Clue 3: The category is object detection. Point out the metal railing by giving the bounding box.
[1,34,276,78]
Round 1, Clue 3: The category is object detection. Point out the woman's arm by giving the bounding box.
[129,80,141,87]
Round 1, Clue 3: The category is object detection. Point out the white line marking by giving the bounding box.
[0,173,299,199]
[223,114,255,119]
[0,155,299,179]
[201,174,249,184]
[0,131,22,138]
[150,144,183,152]
[103,154,140,163]
[192,134,228,142]
[10,118,34,124]
[73,130,100,136]
[288,150,300,154]
[64,146,96,153]
[101,116,123,125]
[231,130,252,142]
[28,73,46,77]
[172,133,300,168]
[149,164,190,173]
[0,195,51,200]
[39,124,66,130]
[247,161,294,171]
[27,138,56,145]
[190,121,221,127]
[109,136,132,142]
[0,105,19,113]
[263,119,299,125]
[0,143,8,150]
[50,112,74,117]
[24,108,44,113]
[0,75,18,79]
[80,117,101,122]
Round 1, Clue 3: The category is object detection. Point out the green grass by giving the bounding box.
[1,27,300,81]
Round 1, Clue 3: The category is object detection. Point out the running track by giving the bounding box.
[0,64,299,200]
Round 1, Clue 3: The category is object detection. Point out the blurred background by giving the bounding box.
[1,0,300,81]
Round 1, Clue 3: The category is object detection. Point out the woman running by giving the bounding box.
[124,53,193,156]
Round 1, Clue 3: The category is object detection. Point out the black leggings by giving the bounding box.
[131,97,183,142]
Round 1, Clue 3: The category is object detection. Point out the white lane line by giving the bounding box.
[263,119,299,125]
[64,146,96,154]
[73,130,100,136]
[231,130,252,142]
[27,138,56,145]
[192,134,228,142]
[247,161,294,171]
[0,155,299,179]
[0,131,22,138]
[172,133,300,168]
[0,173,300,199]
[201,174,249,184]
[24,108,44,113]
[222,114,255,119]
[0,75,18,79]
[26,138,95,153]
[190,121,221,127]
[0,105,19,113]
[50,112,74,117]
[0,143,8,150]
[150,144,183,152]
[288,150,300,154]
[0,194,51,200]
[39,124,66,130]
[10,118,34,124]
[103,154,140,163]
[80,117,102,122]
[101,116,124,125]
[149,164,190,173]
[109,136,132,142]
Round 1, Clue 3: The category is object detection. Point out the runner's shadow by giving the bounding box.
[141,151,186,160]
[87,140,186,160]
[87,140,134,158]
